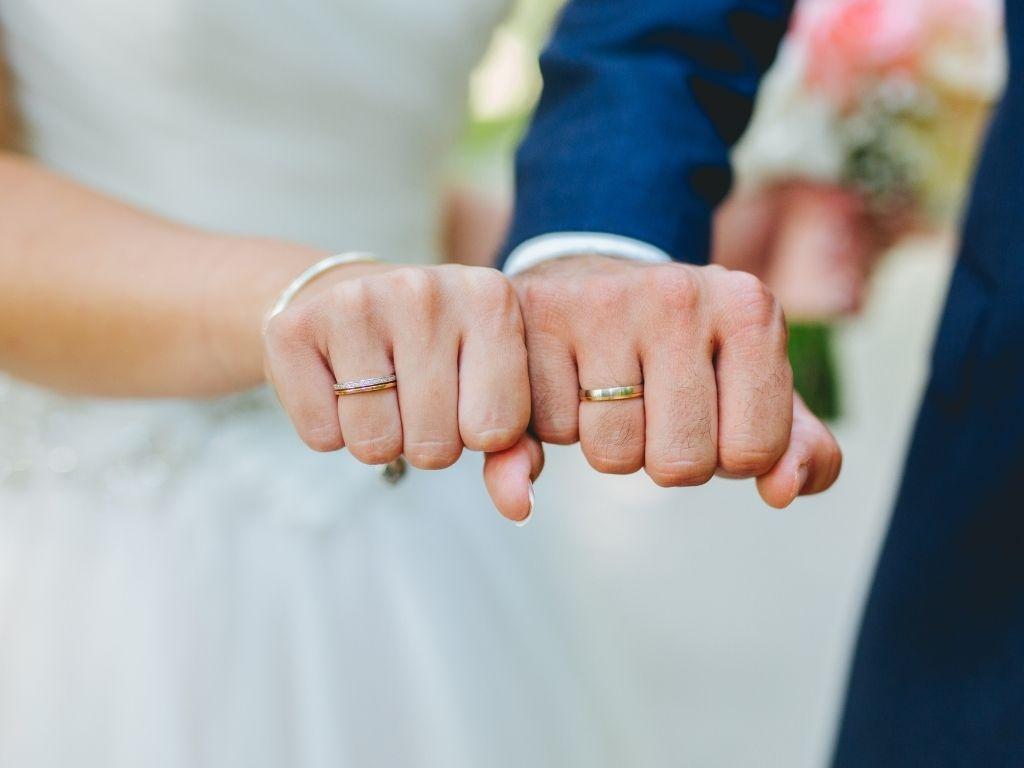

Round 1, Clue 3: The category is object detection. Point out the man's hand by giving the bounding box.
[508,254,842,507]
[714,183,911,319]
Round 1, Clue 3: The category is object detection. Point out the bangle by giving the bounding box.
[263,251,378,334]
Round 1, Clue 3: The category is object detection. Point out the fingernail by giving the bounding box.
[515,482,535,528]
[795,463,810,497]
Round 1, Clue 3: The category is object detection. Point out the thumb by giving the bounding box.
[483,434,544,525]
[756,392,843,508]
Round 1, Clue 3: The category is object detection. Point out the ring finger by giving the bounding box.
[576,338,645,475]
[330,320,404,466]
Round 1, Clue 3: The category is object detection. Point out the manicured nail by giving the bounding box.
[515,482,535,528]
[795,463,810,497]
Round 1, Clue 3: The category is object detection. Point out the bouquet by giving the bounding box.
[729,0,1006,418]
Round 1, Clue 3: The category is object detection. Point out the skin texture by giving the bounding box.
[263,262,533,474]
[488,254,843,509]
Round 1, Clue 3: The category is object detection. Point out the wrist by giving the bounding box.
[200,236,328,391]
[503,232,672,276]
[511,251,656,284]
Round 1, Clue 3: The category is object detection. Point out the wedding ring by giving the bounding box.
[334,374,398,396]
[580,384,644,402]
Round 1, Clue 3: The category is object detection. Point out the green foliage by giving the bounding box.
[788,321,841,421]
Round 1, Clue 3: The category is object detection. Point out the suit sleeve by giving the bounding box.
[501,0,795,266]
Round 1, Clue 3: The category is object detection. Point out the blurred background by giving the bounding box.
[456,1,1004,765]
[0,3,1007,765]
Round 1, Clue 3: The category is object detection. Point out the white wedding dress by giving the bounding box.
[0,2,629,766]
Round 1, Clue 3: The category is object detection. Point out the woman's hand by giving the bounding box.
[263,262,540,522]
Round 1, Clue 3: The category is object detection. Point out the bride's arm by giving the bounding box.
[0,151,329,396]
[0,155,539,519]
[0,32,321,396]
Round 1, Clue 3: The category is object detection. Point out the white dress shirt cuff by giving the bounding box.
[502,232,673,277]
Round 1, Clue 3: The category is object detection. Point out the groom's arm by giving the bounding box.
[501,0,793,269]
[501,0,842,505]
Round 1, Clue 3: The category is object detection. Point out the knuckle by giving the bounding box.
[648,265,701,316]
[462,425,523,453]
[821,431,843,483]
[519,278,569,322]
[644,407,717,486]
[532,411,578,445]
[718,440,783,477]
[586,450,644,475]
[470,268,516,307]
[330,276,375,317]
[645,457,716,488]
[470,272,523,332]
[384,268,446,331]
[829,442,844,482]
[403,439,463,470]
[534,423,578,445]
[266,304,317,354]
[390,266,440,306]
[583,412,645,474]
[726,271,781,332]
[587,275,632,313]
[531,390,578,445]
[347,433,403,465]
[301,422,344,453]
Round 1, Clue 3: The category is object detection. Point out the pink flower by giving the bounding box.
[931,0,1003,30]
[795,0,1003,106]
[797,0,925,105]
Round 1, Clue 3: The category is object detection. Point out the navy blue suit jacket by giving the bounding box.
[504,0,794,264]
[505,2,1024,764]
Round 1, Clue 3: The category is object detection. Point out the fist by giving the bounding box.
[512,255,841,507]
[264,263,537,516]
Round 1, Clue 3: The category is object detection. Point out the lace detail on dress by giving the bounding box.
[0,377,391,527]
[0,376,259,496]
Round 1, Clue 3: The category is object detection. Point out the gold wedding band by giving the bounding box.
[334,374,398,397]
[579,384,644,402]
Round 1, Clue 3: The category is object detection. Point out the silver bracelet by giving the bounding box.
[263,251,378,334]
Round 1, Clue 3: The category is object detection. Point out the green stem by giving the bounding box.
[788,321,841,421]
